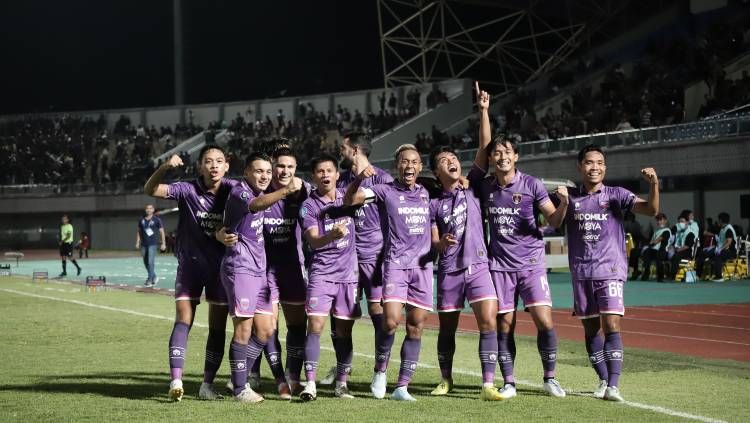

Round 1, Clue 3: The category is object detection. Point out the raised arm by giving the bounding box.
[144,155,183,198]
[248,177,302,212]
[343,167,373,206]
[474,81,492,171]
[632,168,659,217]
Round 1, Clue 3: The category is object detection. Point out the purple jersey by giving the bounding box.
[263,182,311,270]
[300,188,357,283]
[221,179,266,275]
[429,187,488,273]
[166,178,237,266]
[468,165,551,271]
[337,166,394,263]
[364,181,432,270]
[565,185,636,281]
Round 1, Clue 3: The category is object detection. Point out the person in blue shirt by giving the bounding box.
[136,204,166,286]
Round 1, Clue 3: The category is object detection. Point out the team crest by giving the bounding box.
[241,191,249,200]
[399,195,405,202]
[512,193,522,204]
[574,202,581,210]
[239,298,250,311]
[599,200,609,210]
[199,197,206,205]
[309,297,318,308]
[385,283,395,295]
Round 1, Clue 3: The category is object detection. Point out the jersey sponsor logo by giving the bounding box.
[405,215,428,225]
[487,206,520,215]
[408,226,425,234]
[573,213,609,221]
[264,217,296,226]
[196,211,222,220]
[397,206,429,215]
[512,192,522,204]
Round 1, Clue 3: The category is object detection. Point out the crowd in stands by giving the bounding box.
[419,16,750,149]
[0,114,193,187]
[222,84,448,172]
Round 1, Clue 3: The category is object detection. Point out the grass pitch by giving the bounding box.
[0,276,748,422]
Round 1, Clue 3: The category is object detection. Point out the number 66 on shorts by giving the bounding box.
[572,279,625,319]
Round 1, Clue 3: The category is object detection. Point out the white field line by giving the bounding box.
[626,306,749,319]
[0,287,728,423]
[548,309,750,331]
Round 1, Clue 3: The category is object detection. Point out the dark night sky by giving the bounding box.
[0,0,383,114]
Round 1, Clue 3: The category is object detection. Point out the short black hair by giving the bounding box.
[577,144,605,163]
[429,146,457,172]
[245,151,272,168]
[311,154,339,171]
[655,212,667,221]
[718,212,730,224]
[343,132,372,157]
[198,144,226,162]
[679,209,692,221]
[485,134,518,158]
[272,146,296,161]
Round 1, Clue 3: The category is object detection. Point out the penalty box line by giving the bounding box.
[0,287,727,423]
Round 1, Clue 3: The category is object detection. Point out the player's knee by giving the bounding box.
[383,316,399,334]
[476,317,496,332]
[405,321,424,338]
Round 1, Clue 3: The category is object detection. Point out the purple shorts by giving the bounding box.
[382,265,434,311]
[437,262,496,312]
[267,265,305,305]
[306,279,361,320]
[491,268,552,314]
[573,279,625,319]
[358,261,384,303]
[174,260,227,304]
[220,271,267,318]
[255,276,277,316]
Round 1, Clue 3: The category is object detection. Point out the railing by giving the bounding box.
[3,113,749,198]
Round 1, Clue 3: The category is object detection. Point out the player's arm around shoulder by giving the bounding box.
[144,154,183,198]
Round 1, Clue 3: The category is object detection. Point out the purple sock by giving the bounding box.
[509,332,516,363]
[285,325,306,383]
[265,330,286,384]
[229,341,248,396]
[374,331,395,372]
[370,313,384,347]
[437,331,455,380]
[479,331,497,385]
[250,352,262,375]
[585,333,609,381]
[537,329,558,379]
[246,335,266,377]
[304,332,321,382]
[396,336,421,388]
[334,335,353,383]
[203,329,225,384]
[604,332,623,387]
[169,322,190,380]
[497,331,515,384]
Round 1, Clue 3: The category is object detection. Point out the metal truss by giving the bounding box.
[377,0,650,95]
